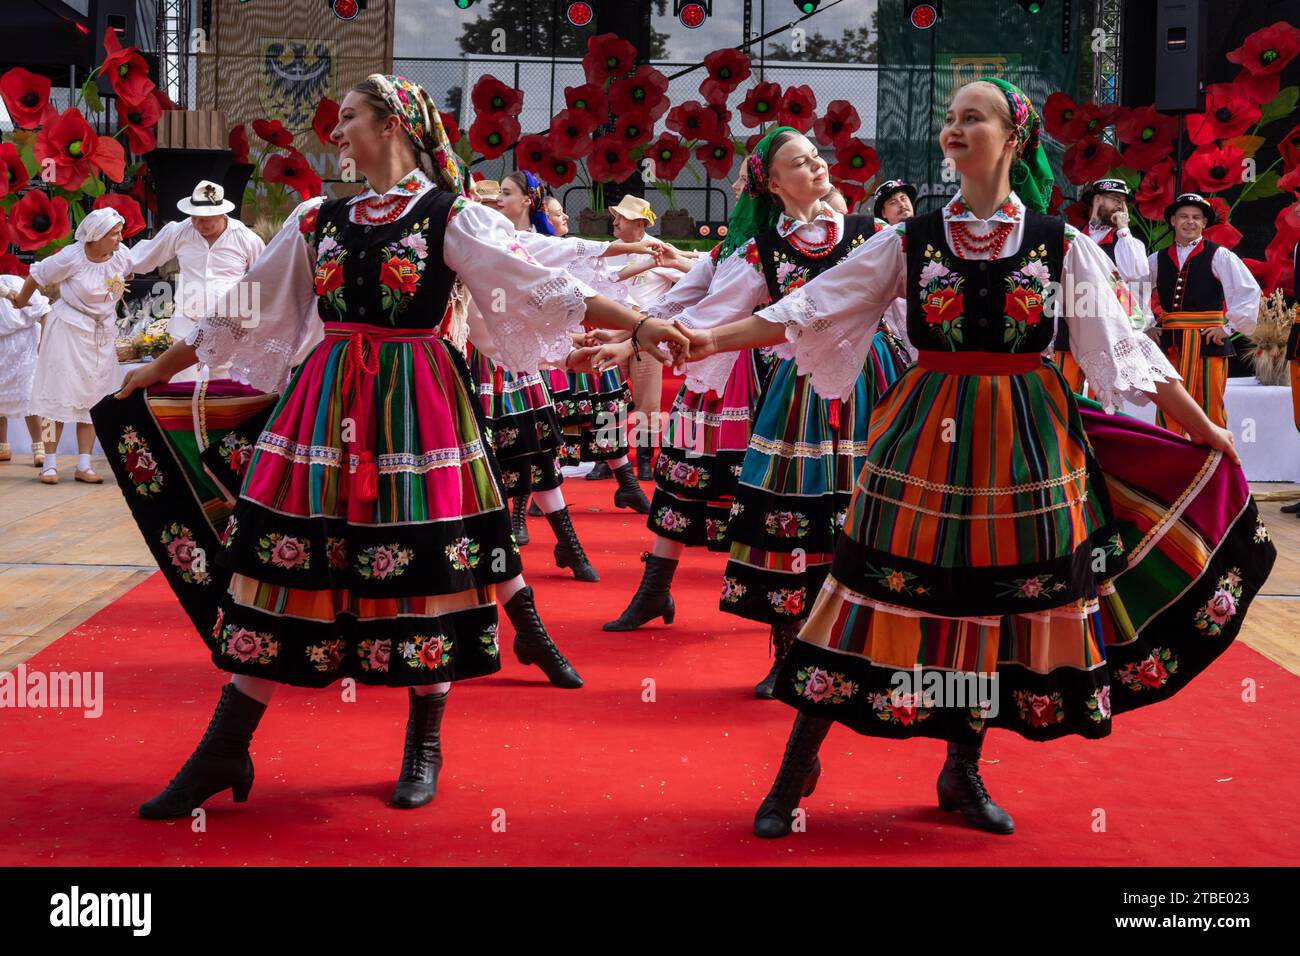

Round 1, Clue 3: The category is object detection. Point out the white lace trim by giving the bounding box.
[493,278,588,375]
[773,287,869,402]
[186,315,299,394]
[1076,333,1180,412]
[684,352,739,395]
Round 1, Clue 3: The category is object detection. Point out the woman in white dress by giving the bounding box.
[0,272,52,467]
[2,207,131,484]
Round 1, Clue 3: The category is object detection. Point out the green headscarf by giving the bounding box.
[716,124,800,262]
[981,77,1054,214]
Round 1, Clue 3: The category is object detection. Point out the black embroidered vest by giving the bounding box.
[308,188,459,329]
[1155,238,1225,315]
[754,214,880,304]
[906,208,1064,354]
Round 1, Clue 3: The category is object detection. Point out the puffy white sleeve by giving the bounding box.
[443,199,590,374]
[127,220,182,274]
[1214,247,1262,336]
[755,225,903,402]
[1112,228,1149,284]
[28,243,82,287]
[674,242,771,394]
[645,255,715,321]
[1062,227,1179,411]
[187,197,324,392]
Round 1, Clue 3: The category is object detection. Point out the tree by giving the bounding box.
[764,14,878,64]
[457,1,670,59]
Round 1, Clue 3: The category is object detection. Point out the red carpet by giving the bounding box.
[1,476,1298,867]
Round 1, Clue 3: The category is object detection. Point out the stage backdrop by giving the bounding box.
[875,0,1080,213]
[195,0,397,201]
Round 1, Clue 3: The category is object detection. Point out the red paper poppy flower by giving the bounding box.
[1243,256,1294,297]
[541,156,578,189]
[263,148,321,200]
[587,134,636,183]
[744,132,765,153]
[92,193,145,238]
[666,101,720,143]
[696,138,736,180]
[609,66,670,122]
[0,253,29,278]
[515,133,553,177]
[834,180,866,214]
[1114,105,1176,169]
[777,85,817,134]
[1231,67,1281,106]
[34,107,125,190]
[439,111,460,145]
[548,109,597,160]
[583,33,637,86]
[11,190,70,251]
[1279,165,1300,196]
[312,98,339,147]
[1061,135,1122,186]
[1043,92,1086,143]
[229,125,250,164]
[614,111,653,148]
[1183,143,1246,193]
[1134,160,1175,220]
[252,118,293,148]
[829,138,879,183]
[1270,202,1300,250]
[129,165,156,214]
[1277,122,1300,171]
[699,48,751,104]
[0,68,52,130]
[1062,199,1090,230]
[738,82,783,128]
[0,142,30,199]
[813,100,861,148]
[564,83,609,124]
[1204,221,1242,250]
[706,101,732,137]
[647,133,689,181]
[468,114,521,160]
[1226,21,1300,76]
[1187,82,1262,145]
[101,30,155,106]
[1044,183,1064,215]
[119,93,161,155]
[0,209,9,250]
[471,75,524,118]
[1075,103,1113,140]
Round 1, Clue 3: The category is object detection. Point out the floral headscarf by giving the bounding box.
[717,124,799,261]
[518,170,555,236]
[367,73,468,197]
[979,77,1054,214]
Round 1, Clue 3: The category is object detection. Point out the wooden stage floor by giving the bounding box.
[2,453,1298,676]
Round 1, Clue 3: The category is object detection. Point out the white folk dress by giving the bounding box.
[0,275,52,418]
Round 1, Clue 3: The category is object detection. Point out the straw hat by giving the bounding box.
[471,179,501,202]
[607,194,656,225]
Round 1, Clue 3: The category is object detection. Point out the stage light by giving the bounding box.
[674,1,712,29]
[564,2,594,27]
[794,1,822,14]
[330,0,367,19]
[904,1,942,30]
[1016,0,1045,12]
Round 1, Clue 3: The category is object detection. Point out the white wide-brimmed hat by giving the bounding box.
[177,180,235,216]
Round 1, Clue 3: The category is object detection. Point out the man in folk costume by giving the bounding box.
[1149,193,1261,436]
[129,180,266,382]
[872,179,919,365]
[1284,241,1300,518]
[1053,178,1151,393]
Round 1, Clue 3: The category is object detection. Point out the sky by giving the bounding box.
[393,0,876,61]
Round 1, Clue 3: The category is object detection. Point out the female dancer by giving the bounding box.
[103,74,684,819]
[0,270,51,467]
[3,208,130,484]
[673,79,1274,836]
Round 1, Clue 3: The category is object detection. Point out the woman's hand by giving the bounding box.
[669,321,716,366]
[579,327,627,346]
[115,361,168,399]
[634,317,691,364]
[1192,423,1241,465]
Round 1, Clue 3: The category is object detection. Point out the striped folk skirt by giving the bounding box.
[720,331,908,624]
[554,367,630,466]
[1156,312,1231,435]
[94,326,524,689]
[649,348,774,551]
[468,344,563,498]
[773,356,1276,743]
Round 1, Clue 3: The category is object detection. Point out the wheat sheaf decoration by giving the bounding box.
[1242,289,1295,386]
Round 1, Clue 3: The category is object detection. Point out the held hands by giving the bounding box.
[632,316,691,366]
[665,321,717,369]
[578,327,629,346]
[566,340,634,373]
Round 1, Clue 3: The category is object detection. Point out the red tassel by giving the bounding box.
[828,399,841,431]
[355,451,379,502]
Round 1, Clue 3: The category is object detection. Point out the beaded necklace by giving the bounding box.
[949,219,1014,259]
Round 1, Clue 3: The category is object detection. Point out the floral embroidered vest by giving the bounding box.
[753,214,879,303]
[906,208,1064,354]
[307,188,459,329]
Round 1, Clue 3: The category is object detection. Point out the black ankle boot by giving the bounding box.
[504,585,583,689]
[139,683,267,819]
[1281,500,1300,514]
[636,446,654,480]
[754,623,799,699]
[753,713,833,838]
[937,738,1015,834]
[392,687,447,809]
[527,498,544,517]
[585,460,612,480]
[511,495,530,546]
[603,552,677,631]
[545,506,599,582]
[612,462,651,513]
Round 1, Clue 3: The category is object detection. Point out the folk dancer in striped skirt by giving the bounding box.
[1053,178,1151,393]
[102,74,686,820]
[1148,192,1261,437]
[673,79,1274,837]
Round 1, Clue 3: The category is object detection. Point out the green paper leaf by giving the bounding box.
[80,175,106,198]
[1238,170,1283,202]
[1258,86,1299,127]
[81,77,103,114]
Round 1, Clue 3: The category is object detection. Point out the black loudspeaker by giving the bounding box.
[94,0,138,97]
[1154,0,1210,113]
[1119,0,1158,107]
